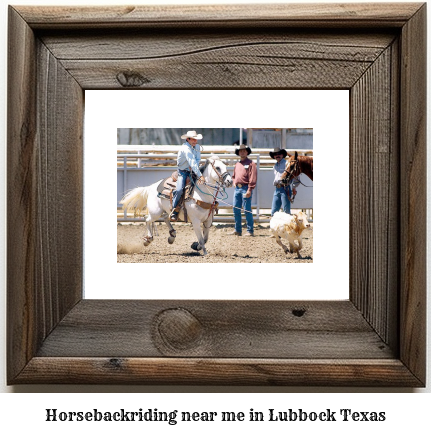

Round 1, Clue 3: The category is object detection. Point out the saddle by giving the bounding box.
[157,172,196,221]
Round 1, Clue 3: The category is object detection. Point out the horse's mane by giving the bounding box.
[297,155,313,180]
[199,155,220,174]
[199,160,208,174]
[298,156,313,172]
[284,154,313,181]
[298,155,313,163]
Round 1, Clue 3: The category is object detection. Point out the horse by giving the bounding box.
[281,151,313,182]
[120,156,233,256]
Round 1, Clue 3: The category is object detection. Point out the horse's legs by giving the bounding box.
[190,218,207,255]
[142,196,168,246]
[163,215,177,244]
[143,211,162,246]
[142,218,154,246]
[202,213,213,244]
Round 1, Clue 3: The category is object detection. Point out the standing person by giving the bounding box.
[269,147,298,216]
[170,130,205,221]
[229,144,257,236]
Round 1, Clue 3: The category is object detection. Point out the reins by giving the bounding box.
[200,186,272,219]
[190,160,230,219]
[216,195,272,219]
[288,174,313,188]
[189,159,312,221]
[197,161,229,196]
[283,159,313,188]
[283,159,299,183]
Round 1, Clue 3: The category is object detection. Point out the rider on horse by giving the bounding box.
[169,130,206,221]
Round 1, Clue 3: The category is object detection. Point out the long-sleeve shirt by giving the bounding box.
[177,141,201,177]
[232,157,257,192]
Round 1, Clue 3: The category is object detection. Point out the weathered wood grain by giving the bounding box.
[40,31,395,89]
[60,57,372,89]
[387,38,401,352]
[37,300,394,359]
[41,31,395,60]
[7,6,83,382]
[399,3,427,385]
[16,3,423,29]
[35,40,84,334]
[16,358,423,386]
[350,45,398,347]
[7,6,38,382]
[7,3,426,386]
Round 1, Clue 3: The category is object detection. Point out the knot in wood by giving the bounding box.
[108,358,123,369]
[116,71,150,87]
[292,308,306,317]
[155,308,203,351]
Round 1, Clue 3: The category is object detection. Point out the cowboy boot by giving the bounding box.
[169,206,181,221]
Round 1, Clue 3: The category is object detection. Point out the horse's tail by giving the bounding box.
[120,186,150,217]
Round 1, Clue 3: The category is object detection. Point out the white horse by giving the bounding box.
[120,156,233,255]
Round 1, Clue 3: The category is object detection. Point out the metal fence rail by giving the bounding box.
[117,153,261,223]
[117,149,313,223]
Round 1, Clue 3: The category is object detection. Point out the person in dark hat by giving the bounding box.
[228,144,257,236]
[269,147,299,216]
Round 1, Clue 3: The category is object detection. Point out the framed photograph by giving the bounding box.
[86,90,349,301]
[115,124,316,265]
[7,4,426,386]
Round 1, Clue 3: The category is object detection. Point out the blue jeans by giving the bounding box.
[271,186,291,216]
[233,185,254,234]
[172,169,190,210]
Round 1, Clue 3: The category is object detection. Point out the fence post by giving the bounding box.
[256,154,260,223]
[123,156,128,220]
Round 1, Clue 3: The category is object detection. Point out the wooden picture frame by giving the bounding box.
[7,3,426,386]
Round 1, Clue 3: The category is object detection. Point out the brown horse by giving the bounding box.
[281,151,313,182]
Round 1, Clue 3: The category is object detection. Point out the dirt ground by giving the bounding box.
[117,220,313,263]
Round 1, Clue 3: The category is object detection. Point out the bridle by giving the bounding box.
[283,158,300,183]
[209,159,231,186]
[202,160,231,219]
[282,158,312,188]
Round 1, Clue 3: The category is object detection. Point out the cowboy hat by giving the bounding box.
[235,143,252,156]
[269,147,288,159]
[181,130,203,140]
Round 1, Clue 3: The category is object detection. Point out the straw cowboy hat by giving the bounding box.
[181,130,203,140]
[269,147,288,159]
[235,143,252,156]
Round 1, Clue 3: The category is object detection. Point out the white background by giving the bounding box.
[0,0,430,427]
[85,90,349,300]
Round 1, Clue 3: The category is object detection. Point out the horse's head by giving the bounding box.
[204,156,233,187]
[281,151,299,181]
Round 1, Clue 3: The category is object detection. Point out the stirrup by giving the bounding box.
[169,211,179,221]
